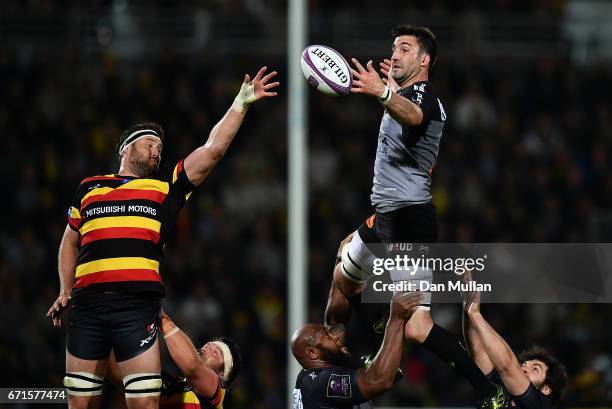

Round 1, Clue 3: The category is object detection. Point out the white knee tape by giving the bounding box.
[341,231,376,284]
[64,372,104,396]
[123,373,162,398]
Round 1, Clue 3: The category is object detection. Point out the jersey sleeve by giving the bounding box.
[311,367,366,406]
[400,84,439,125]
[202,381,231,409]
[512,383,552,409]
[486,369,503,385]
[169,159,196,204]
[67,184,85,231]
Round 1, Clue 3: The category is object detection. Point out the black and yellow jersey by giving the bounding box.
[160,371,231,409]
[67,159,194,299]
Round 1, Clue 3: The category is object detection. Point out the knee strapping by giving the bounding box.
[64,372,104,396]
[123,373,162,398]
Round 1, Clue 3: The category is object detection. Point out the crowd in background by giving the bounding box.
[1,0,612,408]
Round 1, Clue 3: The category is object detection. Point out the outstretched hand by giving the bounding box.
[461,269,481,314]
[244,66,279,99]
[247,66,280,99]
[350,58,386,97]
[379,59,399,93]
[232,66,279,113]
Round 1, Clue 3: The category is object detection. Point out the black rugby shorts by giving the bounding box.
[67,292,161,362]
[373,202,438,243]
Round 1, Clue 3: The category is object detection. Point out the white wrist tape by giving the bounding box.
[164,327,180,339]
[379,86,392,105]
[232,80,256,113]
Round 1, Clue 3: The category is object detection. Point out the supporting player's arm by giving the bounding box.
[356,292,421,400]
[183,67,279,187]
[160,311,221,399]
[466,294,530,396]
[46,225,79,327]
[461,271,494,375]
[350,58,423,127]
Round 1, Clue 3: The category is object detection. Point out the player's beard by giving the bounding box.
[319,346,352,367]
[393,57,420,85]
[129,150,159,177]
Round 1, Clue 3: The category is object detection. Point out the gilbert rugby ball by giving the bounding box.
[301,45,352,96]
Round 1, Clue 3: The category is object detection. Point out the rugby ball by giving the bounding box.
[301,45,352,96]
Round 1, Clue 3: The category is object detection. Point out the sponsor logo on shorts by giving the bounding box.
[146,322,156,334]
[140,322,157,347]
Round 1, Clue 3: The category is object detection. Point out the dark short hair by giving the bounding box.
[391,24,438,74]
[216,336,242,386]
[518,345,567,404]
[116,122,165,157]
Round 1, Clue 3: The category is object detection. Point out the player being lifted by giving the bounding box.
[46,67,278,409]
[325,25,501,404]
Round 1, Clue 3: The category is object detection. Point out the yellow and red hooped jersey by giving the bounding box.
[160,371,230,409]
[67,160,194,299]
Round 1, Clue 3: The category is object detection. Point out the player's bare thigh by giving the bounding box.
[116,337,161,409]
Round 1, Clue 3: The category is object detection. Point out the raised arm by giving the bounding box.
[461,271,494,375]
[47,225,79,327]
[160,312,220,399]
[183,67,279,187]
[350,58,423,127]
[467,312,531,396]
[462,277,531,396]
[356,291,421,400]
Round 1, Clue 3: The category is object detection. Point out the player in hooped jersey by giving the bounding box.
[326,25,502,405]
[46,67,278,409]
[107,311,242,409]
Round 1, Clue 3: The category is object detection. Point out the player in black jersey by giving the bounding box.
[462,272,567,409]
[329,24,501,405]
[46,67,278,409]
[292,291,422,409]
[108,310,241,409]
[327,232,503,406]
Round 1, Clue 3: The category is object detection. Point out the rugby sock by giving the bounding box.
[423,324,497,399]
[348,293,387,349]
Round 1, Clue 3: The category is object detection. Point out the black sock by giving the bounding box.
[423,324,496,399]
[347,294,387,350]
